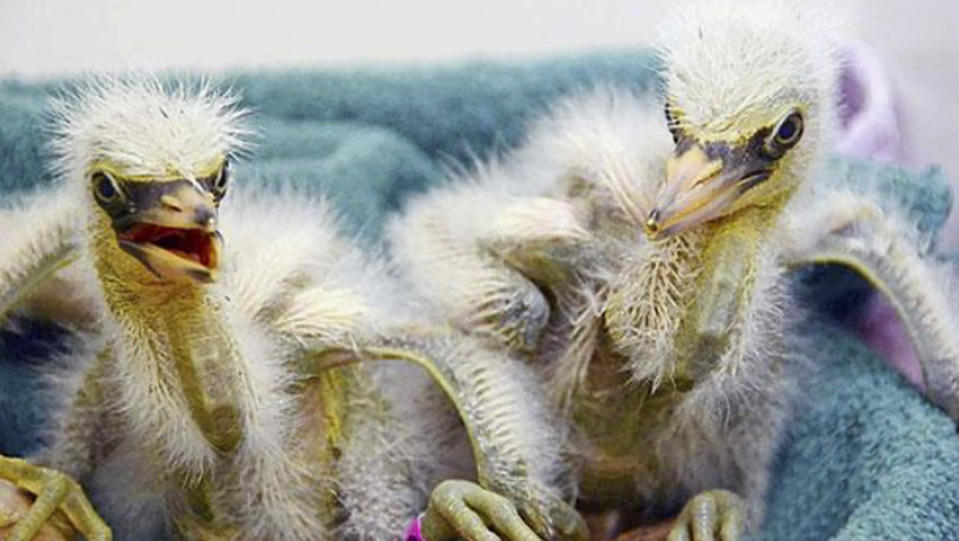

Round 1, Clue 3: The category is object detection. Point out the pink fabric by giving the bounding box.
[857,295,925,389]
[836,42,903,162]
[404,513,425,541]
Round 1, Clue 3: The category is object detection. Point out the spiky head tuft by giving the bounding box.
[47,75,250,183]
[657,0,843,146]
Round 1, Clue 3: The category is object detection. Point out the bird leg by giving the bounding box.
[305,341,588,541]
[785,197,959,420]
[665,490,745,541]
[0,456,110,541]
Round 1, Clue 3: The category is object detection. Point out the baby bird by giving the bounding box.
[0,77,582,540]
[389,0,959,539]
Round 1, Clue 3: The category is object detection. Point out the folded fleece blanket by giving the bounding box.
[0,50,957,540]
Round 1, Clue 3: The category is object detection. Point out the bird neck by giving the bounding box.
[90,216,247,457]
[700,199,788,251]
[703,187,794,242]
[599,192,792,394]
[670,193,792,383]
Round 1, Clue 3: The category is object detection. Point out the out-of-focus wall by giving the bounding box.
[1,0,956,212]
[0,0,666,73]
[853,1,959,244]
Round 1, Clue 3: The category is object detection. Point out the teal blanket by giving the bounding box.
[1,51,957,540]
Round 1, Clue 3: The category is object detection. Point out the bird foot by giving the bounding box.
[666,490,745,541]
[421,479,587,541]
[0,456,110,541]
[0,480,72,541]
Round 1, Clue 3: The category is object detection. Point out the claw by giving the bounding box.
[666,490,745,541]
[520,494,588,541]
[0,456,111,541]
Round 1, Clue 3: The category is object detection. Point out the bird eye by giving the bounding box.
[773,111,804,147]
[664,102,682,144]
[763,111,804,160]
[91,171,122,204]
[211,161,230,198]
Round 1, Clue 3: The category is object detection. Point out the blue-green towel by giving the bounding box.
[1,51,957,540]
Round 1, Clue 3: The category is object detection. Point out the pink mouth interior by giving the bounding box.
[120,224,215,268]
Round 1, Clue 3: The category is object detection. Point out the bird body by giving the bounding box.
[392,1,959,537]
[391,86,798,537]
[0,77,584,541]
[31,186,411,540]
[4,3,958,539]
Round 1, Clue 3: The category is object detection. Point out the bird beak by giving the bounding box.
[114,182,223,284]
[644,143,769,240]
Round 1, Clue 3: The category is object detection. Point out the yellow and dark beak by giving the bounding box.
[644,142,771,240]
[113,181,222,283]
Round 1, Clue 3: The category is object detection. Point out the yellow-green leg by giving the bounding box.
[666,490,745,541]
[0,456,110,541]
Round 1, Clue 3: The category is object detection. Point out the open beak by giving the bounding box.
[114,182,222,283]
[644,144,770,240]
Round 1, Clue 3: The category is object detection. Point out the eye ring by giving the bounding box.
[91,171,121,204]
[773,111,804,148]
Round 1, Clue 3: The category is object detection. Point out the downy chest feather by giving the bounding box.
[603,231,706,378]
[541,229,707,408]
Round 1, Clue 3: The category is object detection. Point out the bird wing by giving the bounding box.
[217,186,363,325]
[0,191,92,327]
[782,190,959,421]
[299,332,585,540]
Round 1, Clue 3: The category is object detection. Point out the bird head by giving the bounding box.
[645,0,841,240]
[49,77,249,284]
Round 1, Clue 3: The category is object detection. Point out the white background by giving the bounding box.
[2,0,957,236]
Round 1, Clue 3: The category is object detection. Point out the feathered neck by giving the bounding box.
[88,210,249,463]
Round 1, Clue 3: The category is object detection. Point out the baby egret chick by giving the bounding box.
[0,77,582,541]
[392,0,959,538]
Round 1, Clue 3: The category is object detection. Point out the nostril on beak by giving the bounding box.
[160,195,184,213]
[194,207,216,230]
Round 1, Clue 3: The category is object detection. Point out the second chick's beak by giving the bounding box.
[113,181,223,284]
[644,142,771,240]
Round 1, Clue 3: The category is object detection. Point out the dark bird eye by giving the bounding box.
[211,161,230,197]
[664,102,682,144]
[774,111,803,147]
[92,171,120,203]
[763,111,804,160]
